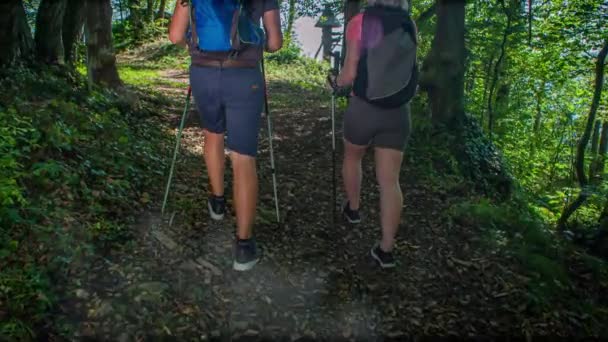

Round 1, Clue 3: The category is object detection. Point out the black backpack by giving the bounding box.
[352,5,418,109]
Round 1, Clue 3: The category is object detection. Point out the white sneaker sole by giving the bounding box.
[208,200,224,221]
[344,213,361,224]
[371,248,395,269]
[233,258,259,271]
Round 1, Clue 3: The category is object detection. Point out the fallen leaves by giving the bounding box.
[45,56,608,341]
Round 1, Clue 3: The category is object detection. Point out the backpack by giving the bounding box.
[352,5,418,109]
[189,0,264,57]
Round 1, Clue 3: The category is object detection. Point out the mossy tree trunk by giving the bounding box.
[419,0,466,126]
[63,0,86,64]
[85,0,123,89]
[0,0,34,66]
[35,0,67,64]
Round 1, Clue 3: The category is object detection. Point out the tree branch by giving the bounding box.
[416,3,436,27]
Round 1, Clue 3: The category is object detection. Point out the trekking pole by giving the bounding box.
[161,86,192,216]
[261,57,281,224]
[330,51,341,228]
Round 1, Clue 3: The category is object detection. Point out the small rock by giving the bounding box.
[89,300,113,318]
[244,329,259,336]
[138,281,169,293]
[196,258,223,277]
[233,321,248,330]
[152,230,178,250]
[75,289,89,299]
[179,260,199,272]
[117,333,129,342]
[387,331,405,338]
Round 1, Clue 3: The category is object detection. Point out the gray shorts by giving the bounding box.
[343,96,412,151]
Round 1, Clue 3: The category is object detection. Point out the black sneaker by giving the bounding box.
[371,243,396,269]
[233,238,260,271]
[208,195,225,221]
[342,201,361,224]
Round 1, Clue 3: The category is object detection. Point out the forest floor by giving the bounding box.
[48,42,608,340]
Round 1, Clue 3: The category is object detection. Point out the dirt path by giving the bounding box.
[49,61,601,340]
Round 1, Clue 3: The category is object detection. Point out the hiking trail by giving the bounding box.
[50,47,596,340]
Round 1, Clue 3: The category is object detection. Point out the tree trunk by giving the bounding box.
[62,0,86,64]
[128,0,143,38]
[85,0,123,89]
[589,120,602,181]
[35,0,67,64]
[284,0,296,46]
[146,0,154,21]
[487,0,512,140]
[419,0,466,125]
[480,53,496,129]
[558,40,608,232]
[530,79,546,159]
[599,198,608,227]
[597,121,608,179]
[528,0,532,45]
[0,0,34,66]
[157,0,167,19]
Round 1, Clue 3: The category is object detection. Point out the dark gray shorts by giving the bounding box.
[343,96,412,151]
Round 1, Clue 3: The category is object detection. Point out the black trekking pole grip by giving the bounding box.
[332,51,341,75]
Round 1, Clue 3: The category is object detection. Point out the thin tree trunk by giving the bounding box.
[419,0,466,125]
[598,121,608,179]
[488,0,512,141]
[530,79,546,159]
[599,197,608,227]
[480,54,495,129]
[119,0,124,22]
[589,120,602,181]
[558,40,608,231]
[63,0,86,64]
[85,0,123,89]
[0,0,34,66]
[284,0,296,46]
[528,0,532,45]
[157,0,167,19]
[548,118,570,186]
[35,0,67,64]
[128,0,142,39]
[146,0,154,21]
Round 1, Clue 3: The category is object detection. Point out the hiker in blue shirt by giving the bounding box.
[169,0,282,271]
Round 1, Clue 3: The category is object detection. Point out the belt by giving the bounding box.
[192,57,258,68]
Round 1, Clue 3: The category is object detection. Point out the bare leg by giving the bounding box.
[342,139,367,210]
[374,147,404,252]
[203,130,226,197]
[230,152,258,240]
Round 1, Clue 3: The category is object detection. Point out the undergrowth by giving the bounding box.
[0,65,171,339]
